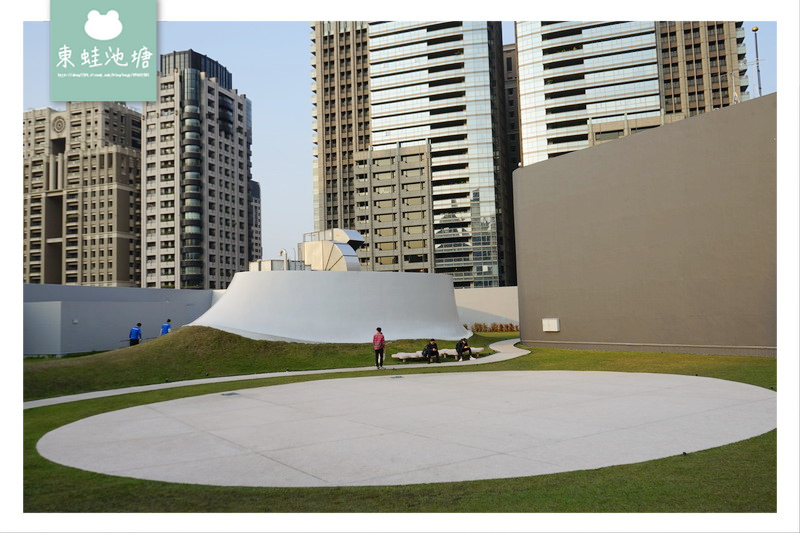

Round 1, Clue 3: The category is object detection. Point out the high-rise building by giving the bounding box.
[503,43,522,171]
[310,21,371,234]
[142,50,258,290]
[515,21,748,166]
[311,21,515,288]
[658,21,749,116]
[248,179,262,261]
[23,102,142,286]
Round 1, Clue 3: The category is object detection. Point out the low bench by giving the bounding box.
[391,347,484,363]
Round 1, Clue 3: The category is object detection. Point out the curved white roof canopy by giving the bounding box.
[190,271,470,343]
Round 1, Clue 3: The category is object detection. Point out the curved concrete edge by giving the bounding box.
[185,324,308,343]
[190,271,471,343]
[35,370,777,488]
[23,338,528,409]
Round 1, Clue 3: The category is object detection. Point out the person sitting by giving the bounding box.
[455,338,473,361]
[423,339,440,364]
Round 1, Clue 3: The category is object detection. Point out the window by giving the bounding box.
[374,185,395,195]
[404,254,427,263]
[376,227,396,237]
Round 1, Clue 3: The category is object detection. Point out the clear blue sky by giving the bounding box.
[23,20,779,260]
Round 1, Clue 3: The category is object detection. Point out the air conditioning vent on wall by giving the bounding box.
[542,318,560,332]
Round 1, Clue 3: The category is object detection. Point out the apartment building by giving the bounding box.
[142,50,258,289]
[248,179,262,262]
[310,21,371,234]
[353,143,433,272]
[23,101,142,286]
[503,43,522,170]
[658,21,749,117]
[515,21,749,165]
[311,21,515,288]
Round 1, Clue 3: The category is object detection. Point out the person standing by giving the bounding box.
[129,323,143,346]
[373,327,386,369]
[161,319,172,335]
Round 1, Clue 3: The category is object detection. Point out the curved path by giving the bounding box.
[34,339,776,487]
[24,338,527,409]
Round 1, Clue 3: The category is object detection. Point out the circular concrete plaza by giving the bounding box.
[37,371,776,487]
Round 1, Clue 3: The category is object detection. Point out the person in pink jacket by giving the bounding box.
[373,327,386,369]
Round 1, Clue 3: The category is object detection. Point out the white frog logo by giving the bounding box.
[84,10,123,41]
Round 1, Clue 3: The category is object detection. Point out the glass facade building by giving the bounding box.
[503,43,522,170]
[516,21,749,166]
[161,50,233,90]
[312,21,515,288]
[516,21,663,165]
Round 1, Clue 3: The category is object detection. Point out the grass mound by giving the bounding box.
[23,334,776,513]
[23,326,507,400]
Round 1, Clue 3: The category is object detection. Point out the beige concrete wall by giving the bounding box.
[454,287,519,327]
[513,94,776,356]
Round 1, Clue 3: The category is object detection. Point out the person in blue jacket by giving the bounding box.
[161,319,172,335]
[129,323,143,346]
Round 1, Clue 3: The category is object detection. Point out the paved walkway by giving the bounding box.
[24,337,528,409]
[33,338,776,487]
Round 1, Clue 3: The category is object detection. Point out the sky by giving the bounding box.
[21,19,779,261]
[6,3,799,533]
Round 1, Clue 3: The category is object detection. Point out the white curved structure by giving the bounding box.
[189,271,470,343]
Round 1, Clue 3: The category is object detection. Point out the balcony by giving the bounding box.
[181,109,201,120]
[434,256,473,269]
[739,75,749,89]
[181,136,202,147]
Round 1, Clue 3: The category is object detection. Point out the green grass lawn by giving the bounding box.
[23,327,510,400]
[23,333,776,513]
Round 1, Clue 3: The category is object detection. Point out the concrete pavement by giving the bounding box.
[24,337,528,409]
[33,338,776,487]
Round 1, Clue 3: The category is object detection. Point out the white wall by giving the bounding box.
[454,286,519,327]
[190,271,470,343]
[23,280,518,355]
[23,301,63,355]
[23,284,215,355]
